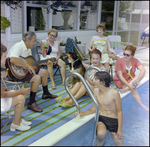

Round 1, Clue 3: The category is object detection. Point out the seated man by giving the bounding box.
[6,31,58,112]
[74,71,123,146]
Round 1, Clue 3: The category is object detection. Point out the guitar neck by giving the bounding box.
[31,59,48,66]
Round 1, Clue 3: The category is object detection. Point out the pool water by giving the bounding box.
[100,80,149,146]
[55,80,149,146]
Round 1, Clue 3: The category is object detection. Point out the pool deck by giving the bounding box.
[29,46,149,146]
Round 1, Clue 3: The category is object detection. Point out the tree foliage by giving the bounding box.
[102,1,135,17]
[119,1,135,17]
[1,16,11,30]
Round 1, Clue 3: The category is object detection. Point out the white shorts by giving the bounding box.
[1,90,14,112]
[1,97,12,112]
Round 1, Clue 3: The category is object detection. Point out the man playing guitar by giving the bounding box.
[6,31,58,112]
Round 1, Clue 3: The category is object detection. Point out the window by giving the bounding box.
[52,1,78,31]
[117,1,133,31]
[117,31,129,47]
[101,1,114,31]
[27,6,47,31]
[80,1,98,30]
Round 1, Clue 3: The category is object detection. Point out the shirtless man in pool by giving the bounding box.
[74,71,123,146]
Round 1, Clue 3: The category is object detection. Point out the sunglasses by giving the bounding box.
[123,53,131,57]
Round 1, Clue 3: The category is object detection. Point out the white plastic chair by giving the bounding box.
[107,35,124,57]
[107,35,121,49]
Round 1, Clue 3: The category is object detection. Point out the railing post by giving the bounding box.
[65,75,81,114]
[64,66,101,146]
[84,65,105,145]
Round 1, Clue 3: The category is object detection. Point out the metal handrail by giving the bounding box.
[64,69,99,146]
[84,65,104,145]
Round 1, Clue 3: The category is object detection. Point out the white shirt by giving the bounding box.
[41,39,59,59]
[7,40,32,58]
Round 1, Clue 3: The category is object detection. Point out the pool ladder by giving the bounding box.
[64,65,101,146]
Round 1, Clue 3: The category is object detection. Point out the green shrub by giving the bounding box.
[1,16,11,30]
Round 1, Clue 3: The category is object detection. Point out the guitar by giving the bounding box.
[5,55,56,81]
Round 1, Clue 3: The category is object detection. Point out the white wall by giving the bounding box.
[1,29,97,54]
[1,2,97,54]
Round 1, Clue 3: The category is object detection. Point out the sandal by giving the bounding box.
[55,96,64,104]
[60,100,73,108]
[60,101,69,108]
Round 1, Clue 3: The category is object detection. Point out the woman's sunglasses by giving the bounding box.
[123,53,131,57]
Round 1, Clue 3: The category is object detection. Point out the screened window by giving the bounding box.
[101,1,114,31]
[27,6,48,32]
[52,1,78,31]
[80,1,98,30]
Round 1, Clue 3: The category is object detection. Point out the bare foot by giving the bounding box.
[66,99,73,107]
[63,97,70,101]
[120,88,129,94]
[141,104,149,112]
[94,137,105,146]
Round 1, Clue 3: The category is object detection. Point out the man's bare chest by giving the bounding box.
[96,94,115,109]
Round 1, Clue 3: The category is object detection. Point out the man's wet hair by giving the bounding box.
[94,71,111,87]
[22,31,36,41]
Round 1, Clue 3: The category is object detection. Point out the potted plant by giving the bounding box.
[60,41,66,46]
[74,36,81,44]
[1,16,11,30]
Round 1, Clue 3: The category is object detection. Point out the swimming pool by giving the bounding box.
[54,80,149,146]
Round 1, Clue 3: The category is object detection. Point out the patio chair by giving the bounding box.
[65,37,90,61]
[72,41,90,61]
[65,37,77,55]
[107,35,124,58]
[1,76,22,90]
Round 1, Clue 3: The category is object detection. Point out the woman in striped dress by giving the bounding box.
[88,23,117,72]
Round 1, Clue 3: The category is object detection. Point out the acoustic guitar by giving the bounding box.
[5,55,56,81]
